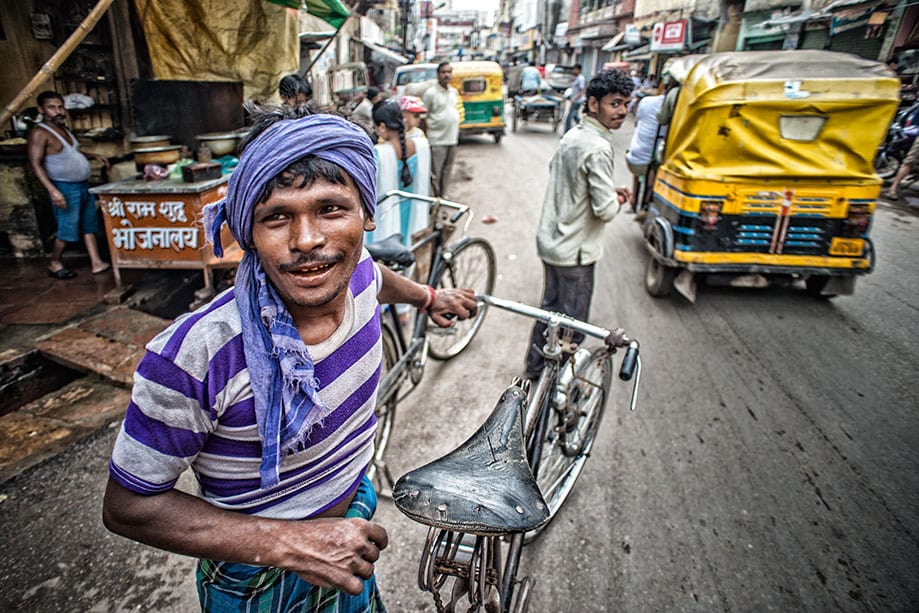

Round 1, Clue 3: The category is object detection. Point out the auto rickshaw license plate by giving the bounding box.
[829,237,864,256]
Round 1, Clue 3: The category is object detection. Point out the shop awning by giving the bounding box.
[601,31,625,52]
[299,11,336,40]
[624,44,651,60]
[362,40,409,64]
[689,38,711,51]
[756,10,824,29]
[267,0,350,29]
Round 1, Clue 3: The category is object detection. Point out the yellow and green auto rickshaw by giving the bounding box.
[449,60,506,143]
[642,50,899,301]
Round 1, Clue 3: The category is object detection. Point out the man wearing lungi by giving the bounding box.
[102,107,478,612]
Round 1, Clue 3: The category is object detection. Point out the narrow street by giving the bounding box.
[2,115,918,612]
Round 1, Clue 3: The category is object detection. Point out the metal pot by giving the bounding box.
[196,132,240,157]
[132,145,182,167]
[129,135,171,148]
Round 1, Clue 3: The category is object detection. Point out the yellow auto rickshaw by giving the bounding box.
[643,50,899,301]
[449,60,506,143]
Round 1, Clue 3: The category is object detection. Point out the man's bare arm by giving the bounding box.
[27,129,65,208]
[102,477,387,595]
[376,264,478,327]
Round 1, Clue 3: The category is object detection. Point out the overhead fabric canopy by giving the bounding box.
[362,40,409,64]
[134,0,299,99]
[267,0,350,28]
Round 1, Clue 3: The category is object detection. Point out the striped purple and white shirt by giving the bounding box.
[109,249,383,519]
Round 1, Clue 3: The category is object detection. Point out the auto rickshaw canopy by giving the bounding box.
[663,50,900,182]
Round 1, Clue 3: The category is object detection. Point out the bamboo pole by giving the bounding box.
[0,0,116,129]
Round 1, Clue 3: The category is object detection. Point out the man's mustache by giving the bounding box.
[278,253,343,273]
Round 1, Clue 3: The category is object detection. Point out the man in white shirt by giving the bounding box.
[563,64,587,134]
[521,62,542,93]
[423,62,462,197]
[626,94,665,212]
[525,70,634,379]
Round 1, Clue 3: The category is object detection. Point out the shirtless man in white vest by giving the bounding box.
[27,90,110,279]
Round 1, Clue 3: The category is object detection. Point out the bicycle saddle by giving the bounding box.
[392,385,550,535]
[365,234,415,269]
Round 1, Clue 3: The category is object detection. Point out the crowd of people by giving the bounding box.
[89,65,639,611]
[276,62,462,250]
[0,51,651,609]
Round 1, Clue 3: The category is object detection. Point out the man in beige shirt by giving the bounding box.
[525,70,634,379]
[423,62,462,197]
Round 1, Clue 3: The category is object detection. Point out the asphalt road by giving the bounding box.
[2,115,918,612]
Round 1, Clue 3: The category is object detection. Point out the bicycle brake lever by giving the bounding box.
[605,328,628,350]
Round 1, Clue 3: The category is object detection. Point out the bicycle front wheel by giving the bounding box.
[529,347,612,538]
[427,237,496,360]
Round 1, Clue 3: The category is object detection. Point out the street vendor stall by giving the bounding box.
[90,176,242,296]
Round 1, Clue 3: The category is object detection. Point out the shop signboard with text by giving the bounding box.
[651,20,689,52]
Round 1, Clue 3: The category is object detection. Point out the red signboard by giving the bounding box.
[651,20,688,52]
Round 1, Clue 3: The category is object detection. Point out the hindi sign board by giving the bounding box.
[92,176,240,289]
[651,20,688,52]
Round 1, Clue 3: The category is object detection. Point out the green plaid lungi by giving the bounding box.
[196,476,385,612]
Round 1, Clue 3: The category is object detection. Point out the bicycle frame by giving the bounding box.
[393,294,641,612]
[369,191,497,493]
[374,190,474,406]
[479,294,641,413]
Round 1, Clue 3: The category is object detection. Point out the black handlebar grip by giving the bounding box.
[618,343,639,381]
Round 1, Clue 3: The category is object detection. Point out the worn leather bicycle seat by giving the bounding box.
[392,385,550,535]
[365,234,415,269]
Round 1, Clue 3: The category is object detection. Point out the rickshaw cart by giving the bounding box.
[511,90,563,133]
[643,50,899,301]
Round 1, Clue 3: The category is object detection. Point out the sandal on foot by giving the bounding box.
[92,263,111,274]
[48,267,77,280]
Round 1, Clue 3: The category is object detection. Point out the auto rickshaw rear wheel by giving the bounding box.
[804,275,837,298]
[645,255,675,297]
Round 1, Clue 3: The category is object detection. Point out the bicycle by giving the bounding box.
[366,190,497,492]
[392,295,641,612]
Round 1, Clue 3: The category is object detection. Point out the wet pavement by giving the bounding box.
[0,252,203,484]
[0,256,117,327]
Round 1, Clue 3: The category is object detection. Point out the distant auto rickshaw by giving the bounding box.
[449,60,506,143]
[642,50,899,301]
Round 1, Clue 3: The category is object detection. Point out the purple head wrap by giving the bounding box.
[201,113,376,490]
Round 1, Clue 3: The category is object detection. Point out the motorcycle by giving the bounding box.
[875,100,919,178]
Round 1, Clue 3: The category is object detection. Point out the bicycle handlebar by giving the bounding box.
[478,294,641,410]
[376,189,469,224]
[477,294,635,348]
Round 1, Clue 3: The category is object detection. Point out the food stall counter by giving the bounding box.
[90,176,242,296]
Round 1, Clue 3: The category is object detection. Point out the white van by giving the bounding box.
[391,63,439,98]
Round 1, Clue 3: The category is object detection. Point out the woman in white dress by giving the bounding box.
[366,99,431,246]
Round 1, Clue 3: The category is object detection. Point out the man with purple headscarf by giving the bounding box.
[102,106,478,612]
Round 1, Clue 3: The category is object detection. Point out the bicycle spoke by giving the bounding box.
[528,348,612,539]
[428,238,496,360]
